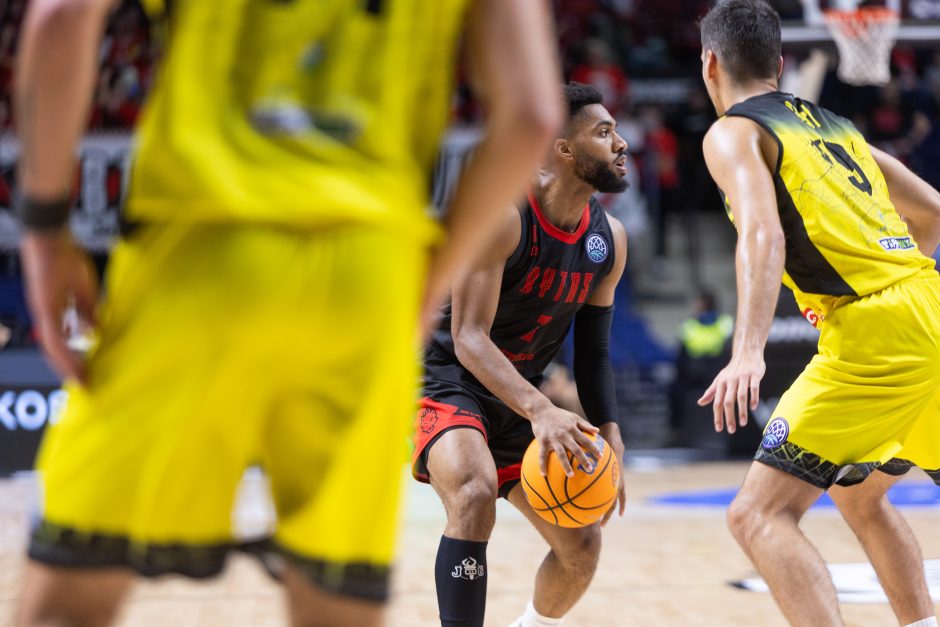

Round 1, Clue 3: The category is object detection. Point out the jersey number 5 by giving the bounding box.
[811,139,873,196]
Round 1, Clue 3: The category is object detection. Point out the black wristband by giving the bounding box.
[17,195,72,231]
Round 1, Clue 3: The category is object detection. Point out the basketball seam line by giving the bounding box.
[522,472,559,525]
[561,448,615,507]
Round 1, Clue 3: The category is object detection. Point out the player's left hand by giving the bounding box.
[20,229,98,385]
[598,421,626,526]
[697,352,766,434]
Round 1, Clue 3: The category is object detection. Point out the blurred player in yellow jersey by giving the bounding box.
[698,1,940,626]
[14,1,562,625]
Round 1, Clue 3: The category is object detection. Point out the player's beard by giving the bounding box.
[574,152,629,193]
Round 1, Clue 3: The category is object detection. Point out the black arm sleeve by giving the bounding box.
[572,304,618,427]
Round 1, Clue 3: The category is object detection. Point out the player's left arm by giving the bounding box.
[869,144,940,256]
[16,0,117,384]
[697,116,786,435]
[573,215,627,524]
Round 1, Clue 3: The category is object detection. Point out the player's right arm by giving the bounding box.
[451,209,599,478]
[421,0,563,339]
[16,0,116,384]
[697,116,786,434]
[869,145,940,256]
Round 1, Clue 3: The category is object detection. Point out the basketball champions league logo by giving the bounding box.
[585,233,609,263]
[761,418,789,450]
[452,557,484,581]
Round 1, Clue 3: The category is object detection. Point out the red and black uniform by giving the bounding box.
[413,192,617,497]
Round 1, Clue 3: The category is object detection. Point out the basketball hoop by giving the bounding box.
[823,7,899,86]
[823,7,899,85]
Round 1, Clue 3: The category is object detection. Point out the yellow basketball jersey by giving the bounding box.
[723,91,936,323]
[128,0,468,240]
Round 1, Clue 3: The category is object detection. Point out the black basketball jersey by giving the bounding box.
[431,191,617,380]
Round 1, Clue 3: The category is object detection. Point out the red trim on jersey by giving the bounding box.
[527,189,590,244]
[496,463,523,489]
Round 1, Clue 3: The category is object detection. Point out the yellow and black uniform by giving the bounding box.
[30,0,468,601]
[723,91,940,488]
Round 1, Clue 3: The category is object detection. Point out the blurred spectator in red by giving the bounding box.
[0,22,15,129]
[571,39,629,116]
[641,106,680,263]
[867,80,931,161]
[555,0,604,57]
[102,4,149,69]
[100,66,143,128]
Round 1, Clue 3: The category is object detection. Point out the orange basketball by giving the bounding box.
[520,432,621,528]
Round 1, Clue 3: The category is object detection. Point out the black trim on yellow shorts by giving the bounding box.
[28,520,232,578]
[29,521,391,601]
[754,441,881,489]
[272,542,390,602]
[876,458,940,485]
[877,457,916,477]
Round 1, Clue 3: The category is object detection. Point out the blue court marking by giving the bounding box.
[649,483,940,508]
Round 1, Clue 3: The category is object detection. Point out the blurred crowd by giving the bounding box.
[0,0,937,189]
[0,0,154,132]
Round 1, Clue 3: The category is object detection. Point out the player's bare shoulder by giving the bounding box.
[704,116,778,175]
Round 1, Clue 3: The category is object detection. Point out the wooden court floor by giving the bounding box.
[1,462,938,626]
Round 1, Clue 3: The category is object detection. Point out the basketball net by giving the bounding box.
[823,7,899,86]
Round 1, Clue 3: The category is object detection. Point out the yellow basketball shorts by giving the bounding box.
[756,269,940,489]
[28,222,426,601]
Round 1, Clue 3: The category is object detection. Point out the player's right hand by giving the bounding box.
[530,405,600,478]
[697,351,766,435]
[20,229,98,385]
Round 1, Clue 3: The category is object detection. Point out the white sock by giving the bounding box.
[904,618,938,627]
[510,600,564,627]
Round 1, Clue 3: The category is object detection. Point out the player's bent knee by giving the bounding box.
[554,524,602,570]
[450,476,498,516]
[727,493,801,548]
[726,495,760,544]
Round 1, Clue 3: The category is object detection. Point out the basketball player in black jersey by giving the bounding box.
[411,83,629,627]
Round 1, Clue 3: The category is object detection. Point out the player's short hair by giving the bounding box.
[563,82,604,132]
[700,0,782,84]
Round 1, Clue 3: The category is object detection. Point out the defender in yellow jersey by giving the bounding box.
[699,2,940,626]
[14,0,563,625]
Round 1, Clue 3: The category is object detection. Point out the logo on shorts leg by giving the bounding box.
[761,417,789,450]
[452,557,484,581]
[419,407,439,434]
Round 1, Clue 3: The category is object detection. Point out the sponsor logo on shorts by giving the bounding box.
[801,308,820,328]
[761,417,789,450]
[452,557,484,581]
[585,233,609,263]
[419,406,439,434]
[878,236,916,251]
